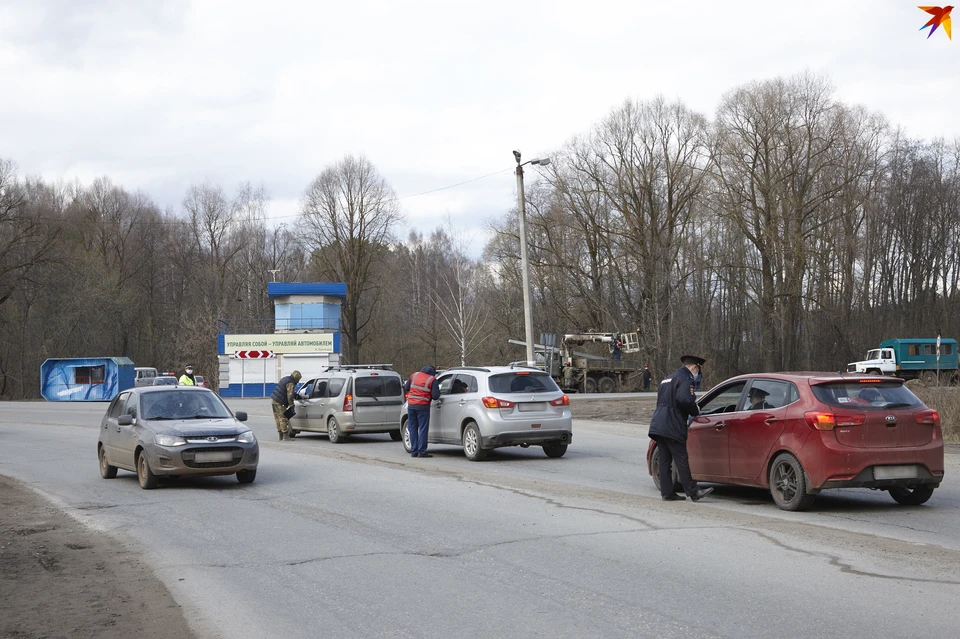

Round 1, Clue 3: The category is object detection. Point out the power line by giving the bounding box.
[17,166,515,225]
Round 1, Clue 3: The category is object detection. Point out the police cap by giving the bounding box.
[680,354,706,366]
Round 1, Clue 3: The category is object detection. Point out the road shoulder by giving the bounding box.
[0,474,195,639]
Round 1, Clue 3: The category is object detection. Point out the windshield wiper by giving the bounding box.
[881,402,913,409]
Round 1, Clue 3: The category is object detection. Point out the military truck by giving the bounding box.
[510,331,642,393]
[847,338,958,384]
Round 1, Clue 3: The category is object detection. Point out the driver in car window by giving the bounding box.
[746,387,773,410]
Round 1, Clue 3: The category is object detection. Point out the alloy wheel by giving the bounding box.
[773,460,798,503]
[464,427,479,457]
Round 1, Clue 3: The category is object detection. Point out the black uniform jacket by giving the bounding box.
[648,366,700,443]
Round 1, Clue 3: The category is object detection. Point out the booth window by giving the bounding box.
[75,365,106,385]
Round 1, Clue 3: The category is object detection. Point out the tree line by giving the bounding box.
[1,72,957,399]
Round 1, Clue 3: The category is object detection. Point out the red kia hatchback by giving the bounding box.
[646,373,944,511]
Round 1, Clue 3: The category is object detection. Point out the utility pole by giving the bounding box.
[513,150,551,367]
[515,160,535,367]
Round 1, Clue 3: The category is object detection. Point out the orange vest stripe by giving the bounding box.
[408,372,434,405]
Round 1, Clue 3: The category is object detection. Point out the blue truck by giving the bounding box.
[847,338,959,384]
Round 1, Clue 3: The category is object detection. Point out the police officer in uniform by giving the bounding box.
[648,355,713,502]
[270,369,302,441]
[178,365,197,386]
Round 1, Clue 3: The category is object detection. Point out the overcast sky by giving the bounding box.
[1,0,956,249]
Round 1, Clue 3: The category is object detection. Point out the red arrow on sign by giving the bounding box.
[234,350,275,359]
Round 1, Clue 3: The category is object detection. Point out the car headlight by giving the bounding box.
[155,434,187,447]
[236,430,257,444]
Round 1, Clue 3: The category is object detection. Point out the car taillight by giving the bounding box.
[805,411,865,430]
[482,396,515,409]
[550,395,570,406]
[915,409,941,428]
[343,394,353,412]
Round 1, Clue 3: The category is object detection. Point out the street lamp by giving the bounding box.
[513,150,551,367]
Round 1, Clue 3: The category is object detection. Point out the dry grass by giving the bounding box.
[909,384,960,443]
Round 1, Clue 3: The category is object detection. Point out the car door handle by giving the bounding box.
[116,427,121,432]
[714,422,726,431]
[764,417,779,425]
[458,401,466,406]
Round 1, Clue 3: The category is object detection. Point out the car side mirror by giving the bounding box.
[235,411,247,422]
[118,415,133,426]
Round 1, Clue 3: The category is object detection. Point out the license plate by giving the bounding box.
[874,465,919,480]
[518,402,547,412]
[195,451,233,463]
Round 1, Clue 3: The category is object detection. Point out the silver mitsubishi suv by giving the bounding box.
[400,365,573,461]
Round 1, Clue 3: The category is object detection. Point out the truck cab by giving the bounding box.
[847,348,897,375]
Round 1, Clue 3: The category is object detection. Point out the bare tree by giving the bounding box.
[299,155,402,363]
[429,221,489,366]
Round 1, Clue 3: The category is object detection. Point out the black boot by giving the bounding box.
[278,431,284,441]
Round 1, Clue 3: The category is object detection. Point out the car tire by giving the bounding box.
[920,370,937,386]
[401,417,412,453]
[598,376,616,394]
[327,417,343,444]
[462,422,487,461]
[542,442,568,458]
[584,378,598,393]
[650,445,683,494]
[137,451,158,490]
[769,453,816,511]
[98,446,117,479]
[237,469,257,484]
[389,429,403,442]
[888,485,934,506]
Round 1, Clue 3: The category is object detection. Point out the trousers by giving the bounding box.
[654,436,700,497]
[271,401,289,433]
[407,407,430,454]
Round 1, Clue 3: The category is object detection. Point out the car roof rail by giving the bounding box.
[508,363,543,370]
[445,366,491,373]
[321,364,395,372]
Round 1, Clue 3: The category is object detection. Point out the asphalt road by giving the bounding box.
[2,399,960,638]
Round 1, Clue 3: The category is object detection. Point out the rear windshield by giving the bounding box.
[354,375,403,398]
[811,381,922,410]
[489,372,560,394]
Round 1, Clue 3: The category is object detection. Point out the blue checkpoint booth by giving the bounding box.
[40,357,134,401]
[218,282,345,398]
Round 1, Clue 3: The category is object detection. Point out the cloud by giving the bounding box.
[1,0,957,259]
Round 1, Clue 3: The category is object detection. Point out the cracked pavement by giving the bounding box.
[2,399,960,638]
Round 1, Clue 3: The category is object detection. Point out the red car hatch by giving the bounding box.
[809,379,934,449]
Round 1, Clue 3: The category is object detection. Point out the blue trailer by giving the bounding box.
[40,357,135,401]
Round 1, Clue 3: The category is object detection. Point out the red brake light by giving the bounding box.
[805,412,835,430]
[482,396,514,409]
[805,411,865,430]
[550,395,570,406]
[343,394,353,412]
[915,409,941,428]
[858,379,883,383]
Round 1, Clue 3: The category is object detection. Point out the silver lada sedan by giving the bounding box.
[97,386,258,489]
